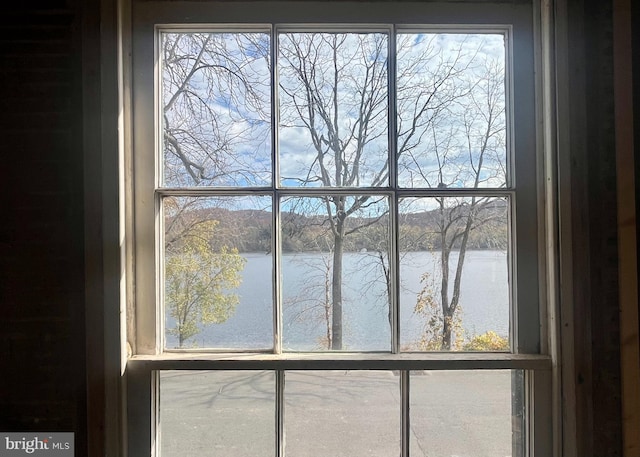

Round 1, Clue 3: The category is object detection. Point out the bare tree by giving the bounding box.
[278,33,390,349]
[162,32,271,187]
[397,36,508,349]
[162,30,508,351]
[280,194,389,350]
[283,242,335,350]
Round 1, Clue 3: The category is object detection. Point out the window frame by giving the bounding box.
[125,2,554,456]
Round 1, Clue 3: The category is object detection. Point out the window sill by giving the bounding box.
[128,351,551,371]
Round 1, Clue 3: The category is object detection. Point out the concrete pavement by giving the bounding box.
[159,370,518,457]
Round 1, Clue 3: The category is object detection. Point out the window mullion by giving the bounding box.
[274,192,282,354]
[272,24,280,189]
[389,25,400,356]
[157,193,165,354]
[276,370,285,457]
[272,24,282,355]
[388,26,398,190]
[401,370,410,457]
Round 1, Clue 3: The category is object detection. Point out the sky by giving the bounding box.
[161,30,508,190]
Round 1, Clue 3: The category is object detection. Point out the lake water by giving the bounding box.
[165,250,510,350]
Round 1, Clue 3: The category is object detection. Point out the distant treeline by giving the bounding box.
[168,202,508,254]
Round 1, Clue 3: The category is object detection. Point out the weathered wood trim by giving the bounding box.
[555,0,623,455]
[129,352,552,371]
[83,0,106,454]
[84,0,125,455]
[613,0,640,455]
[553,0,579,454]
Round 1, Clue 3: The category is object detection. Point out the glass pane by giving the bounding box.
[161,32,271,187]
[399,197,510,351]
[163,196,273,349]
[285,371,400,457]
[278,32,389,187]
[159,371,275,457]
[281,196,391,351]
[397,33,507,188]
[410,370,525,457]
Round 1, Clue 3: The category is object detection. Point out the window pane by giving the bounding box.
[410,370,524,457]
[399,196,510,351]
[278,32,389,187]
[281,196,391,351]
[159,371,275,457]
[161,32,271,187]
[285,371,400,457]
[163,196,273,349]
[397,33,507,189]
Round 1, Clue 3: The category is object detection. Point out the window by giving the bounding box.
[127,2,553,456]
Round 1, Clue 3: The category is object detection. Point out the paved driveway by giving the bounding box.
[159,370,520,457]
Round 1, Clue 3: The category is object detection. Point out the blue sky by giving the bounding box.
[161,30,507,190]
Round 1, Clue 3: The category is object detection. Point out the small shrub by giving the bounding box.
[463,331,509,351]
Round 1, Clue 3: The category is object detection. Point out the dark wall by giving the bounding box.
[0,2,87,455]
[0,1,628,457]
[635,0,640,349]
[567,0,622,454]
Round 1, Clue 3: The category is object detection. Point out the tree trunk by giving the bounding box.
[379,251,392,326]
[324,263,332,349]
[445,203,476,350]
[331,220,345,350]
[440,243,452,350]
[442,312,452,350]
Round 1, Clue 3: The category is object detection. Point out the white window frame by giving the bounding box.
[123,1,556,456]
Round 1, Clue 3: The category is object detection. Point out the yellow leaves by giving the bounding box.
[462,331,509,351]
[165,219,246,347]
[414,273,437,316]
[413,272,507,351]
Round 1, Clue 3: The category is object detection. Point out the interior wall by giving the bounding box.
[556,0,623,454]
[581,0,622,453]
[634,0,640,345]
[0,1,87,455]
